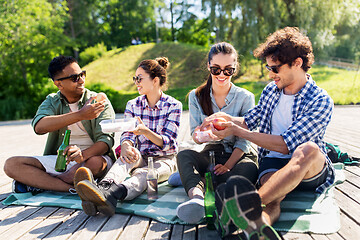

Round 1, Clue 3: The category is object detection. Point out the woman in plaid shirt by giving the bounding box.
[74,57,182,216]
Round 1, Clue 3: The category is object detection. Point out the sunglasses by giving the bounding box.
[133,76,143,84]
[133,75,152,84]
[209,66,235,76]
[265,64,284,74]
[56,70,86,82]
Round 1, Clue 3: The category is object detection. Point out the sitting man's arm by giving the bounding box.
[65,141,109,164]
[34,96,105,134]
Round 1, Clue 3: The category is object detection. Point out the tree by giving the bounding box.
[0,0,68,120]
[99,0,157,48]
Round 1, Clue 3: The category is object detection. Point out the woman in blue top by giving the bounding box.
[176,42,258,224]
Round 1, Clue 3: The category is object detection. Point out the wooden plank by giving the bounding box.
[310,234,330,240]
[0,205,25,222]
[337,212,360,239]
[182,225,196,240]
[43,210,89,240]
[335,181,360,204]
[345,165,360,177]
[281,231,313,240]
[20,208,75,239]
[144,220,171,240]
[0,184,11,201]
[334,189,360,225]
[118,216,149,240]
[93,214,130,240]
[197,224,221,240]
[170,224,184,240]
[69,214,109,240]
[0,207,58,239]
[0,206,40,234]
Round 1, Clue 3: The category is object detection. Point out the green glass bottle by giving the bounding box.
[55,130,71,172]
[204,171,216,230]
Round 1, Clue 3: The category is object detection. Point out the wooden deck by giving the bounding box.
[0,106,359,239]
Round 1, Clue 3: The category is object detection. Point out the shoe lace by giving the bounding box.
[98,179,114,190]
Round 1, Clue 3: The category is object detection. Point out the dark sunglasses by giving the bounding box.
[55,70,86,82]
[209,66,235,76]
[265,64,284,74]
[133,76,142,84]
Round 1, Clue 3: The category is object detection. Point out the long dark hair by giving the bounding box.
[194,42,238,116]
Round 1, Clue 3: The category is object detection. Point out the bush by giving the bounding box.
[79,42,107,66]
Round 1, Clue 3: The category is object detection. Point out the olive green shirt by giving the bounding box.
[31,88,116,161]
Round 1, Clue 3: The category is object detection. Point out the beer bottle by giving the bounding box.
[55,130,71,172]
[204,171,216,229]
[147,157,158,200]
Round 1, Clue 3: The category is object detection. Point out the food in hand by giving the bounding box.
[96,92,107,102]
[212,117,227,130]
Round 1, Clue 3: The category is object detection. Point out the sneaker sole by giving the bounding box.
[74,167,94,186]
[76,180,115,216]
[224,176,281,240]
[214,183,238,237]
[74,167,98,216]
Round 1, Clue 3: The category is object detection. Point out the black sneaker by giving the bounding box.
[214,183,238,238]
[12,180,44,194]
[76,179,127,216]
[223,176,281,240]
[74,167,98,216]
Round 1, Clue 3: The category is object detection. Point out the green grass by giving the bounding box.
[84,42,360,113]
[308,65,360,105]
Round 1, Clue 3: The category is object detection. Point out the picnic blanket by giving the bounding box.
[2,163,345,234]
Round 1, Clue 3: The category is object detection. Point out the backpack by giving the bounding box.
[325,142,359,165]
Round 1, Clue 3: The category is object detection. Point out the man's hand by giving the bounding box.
[210,121,235,139]
[64,145,84,164]
[120,142,140,164]
[78,96,105,120]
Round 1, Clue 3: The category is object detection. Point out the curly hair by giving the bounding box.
[253,27,314,72]
[138,56,170,87]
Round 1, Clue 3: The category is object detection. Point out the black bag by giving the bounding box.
[325,142,359,164]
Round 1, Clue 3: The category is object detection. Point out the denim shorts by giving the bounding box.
[258,157,329,191]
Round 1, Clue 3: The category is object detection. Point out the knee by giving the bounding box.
[84,156,106,174]
[294,142,320,164]
[4,157,20,177]
[176,150,194,166]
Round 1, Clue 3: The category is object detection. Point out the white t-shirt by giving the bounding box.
[68,102,94,150]
[266,91,294,158]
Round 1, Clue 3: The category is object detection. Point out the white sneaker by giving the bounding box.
[176,198,205,224]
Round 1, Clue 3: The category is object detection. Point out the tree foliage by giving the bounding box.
[0,0,68,119]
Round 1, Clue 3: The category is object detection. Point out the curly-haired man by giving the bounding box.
[203,27,334,239]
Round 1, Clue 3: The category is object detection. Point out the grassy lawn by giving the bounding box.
[84,42,360,112]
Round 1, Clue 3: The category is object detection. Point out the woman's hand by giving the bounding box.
[120,142,140,163]
[65,145,84,164]
[131,117,149,136]
[193,126,220,143]
[214,164,230,175]
[200,112,232,130]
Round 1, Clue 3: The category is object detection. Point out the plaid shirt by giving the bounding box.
[120,93,182,156]
[244,75,335,193]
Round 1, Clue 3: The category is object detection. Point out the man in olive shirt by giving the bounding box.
[4,56,116,193]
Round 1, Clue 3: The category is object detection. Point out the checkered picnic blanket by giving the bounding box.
[2,163,345,234]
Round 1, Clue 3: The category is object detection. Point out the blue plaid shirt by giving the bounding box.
[120,93,182,156]
[244,75,335,193]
